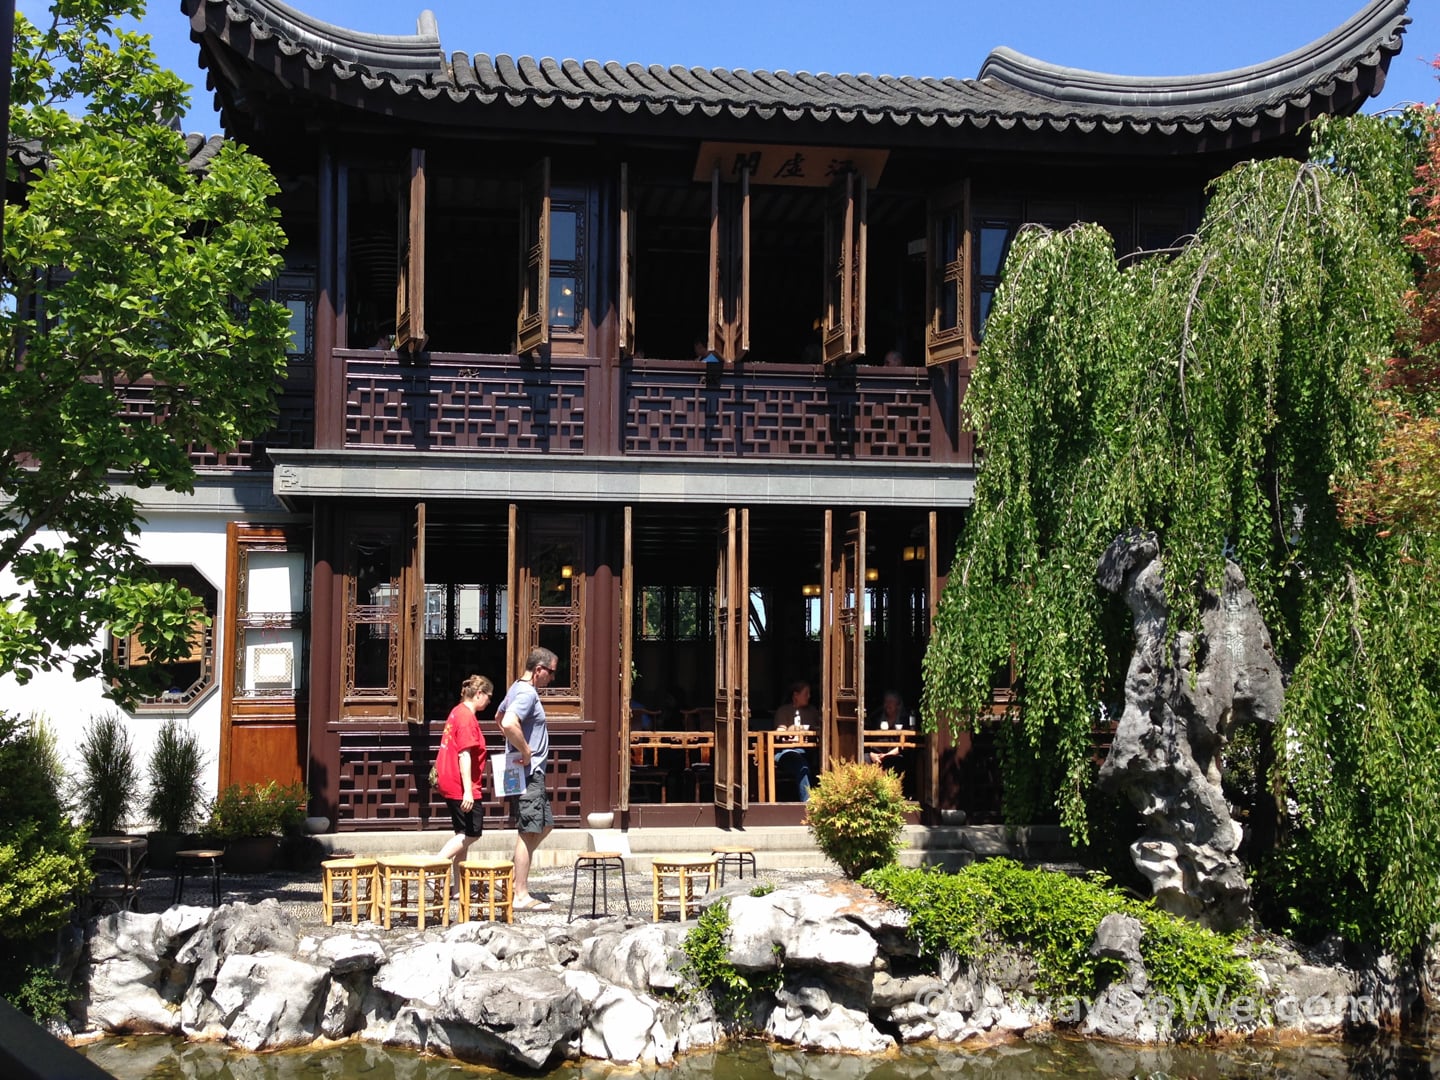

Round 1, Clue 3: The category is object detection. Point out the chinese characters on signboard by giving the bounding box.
[693,142,889,188]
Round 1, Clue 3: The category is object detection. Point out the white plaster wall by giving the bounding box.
[0,511,231,825]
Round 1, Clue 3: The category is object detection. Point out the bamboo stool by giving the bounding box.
[377,855,451,930]
[711,845,757,885]
[567,851,632,922]
[459,858,515,923]
[651,855,716,922]
[321,856,379,925]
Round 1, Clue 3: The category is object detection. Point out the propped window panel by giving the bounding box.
[517,157,551,355]
[400,502,425,726]
[618,164,635,357]
[926,180,971,367]
[394,149,427,355]
[822,172,866,364]
[706,166,751,364]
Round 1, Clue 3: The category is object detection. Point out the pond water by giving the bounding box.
[78,1032,1440,1080]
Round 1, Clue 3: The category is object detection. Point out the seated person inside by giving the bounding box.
[867,689,918,797]
[754,679,820,802]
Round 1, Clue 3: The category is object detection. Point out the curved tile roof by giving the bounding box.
[187,0,1410,139]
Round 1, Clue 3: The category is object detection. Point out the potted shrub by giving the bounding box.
[203,780,308,873]
[143,720,207,870]
[73,712,141,837]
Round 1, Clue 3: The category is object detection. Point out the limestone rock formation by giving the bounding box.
[1096,531,1284,931]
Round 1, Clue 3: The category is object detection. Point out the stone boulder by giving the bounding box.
[434,967,584,1070]
[728,883,879,977]
[1096,532,1283,931]
[209,951,329,1051]
[577,922,688,993]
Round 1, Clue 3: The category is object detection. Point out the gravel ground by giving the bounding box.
[120,857,838,937]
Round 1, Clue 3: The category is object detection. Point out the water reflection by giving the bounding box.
[79,1033,1440,1080]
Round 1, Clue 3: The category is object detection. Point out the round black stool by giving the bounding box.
[172,848,224,907]
[712,846,757,885]
[567,852,632,922]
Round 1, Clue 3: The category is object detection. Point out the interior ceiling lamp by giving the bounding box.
[902,545,927,562]
[560,565,574,579]
[801,584,822,597]
[865,567,879,582]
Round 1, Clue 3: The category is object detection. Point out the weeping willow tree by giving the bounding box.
[923,111,1440,951]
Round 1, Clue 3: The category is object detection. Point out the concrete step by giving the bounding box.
[315,823,1074,873]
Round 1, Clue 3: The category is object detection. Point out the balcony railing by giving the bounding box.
[341,350,953,461]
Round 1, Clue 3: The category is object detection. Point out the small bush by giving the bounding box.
[74,712,140,836]
[805,760,915,878]
[203,780,307,840]
[145,719,207,834]
[10,964,74,1022]
[0,712,90,1004]
[862,860,1254,1017]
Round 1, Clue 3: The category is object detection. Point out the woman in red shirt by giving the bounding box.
[435,674,493,887]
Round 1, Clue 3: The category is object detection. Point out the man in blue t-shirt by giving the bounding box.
[497,646,557,910]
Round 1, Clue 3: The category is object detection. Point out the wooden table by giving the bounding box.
[87,835,148,912]
[629,731,715,767]
[629,732,716,803]
[749,728,818,802]
[865,728,919,760]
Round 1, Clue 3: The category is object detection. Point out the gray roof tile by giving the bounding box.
[187,0,1411,140]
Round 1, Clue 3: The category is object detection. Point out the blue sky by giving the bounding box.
[17,0,1440,132]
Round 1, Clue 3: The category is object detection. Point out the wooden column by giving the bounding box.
[314,150,344,449]
[307,503,341,824]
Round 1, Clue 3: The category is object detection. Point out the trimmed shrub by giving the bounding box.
[74,712,140,836]
[805,759,916,878]
[144,719,207,834]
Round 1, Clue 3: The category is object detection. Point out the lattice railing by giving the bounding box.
[341,351,942,460]
[625,363,933,459]
[343,351,589,452]
[335,722,584,830]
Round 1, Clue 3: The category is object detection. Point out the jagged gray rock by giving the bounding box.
[75,877,1414,1064]
[1096,531,1283,931]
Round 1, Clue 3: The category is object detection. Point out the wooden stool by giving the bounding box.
[377,855,451,930]
[651,855,716,922]
[567,852,633,922]
[459,859,515,923]
[172,849,224,908]
[712,846,757,885]
[321,857,379,925]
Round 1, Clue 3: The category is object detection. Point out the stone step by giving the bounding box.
[314,823,1074,872]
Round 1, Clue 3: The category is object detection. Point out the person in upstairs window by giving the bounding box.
[435,674,493,891]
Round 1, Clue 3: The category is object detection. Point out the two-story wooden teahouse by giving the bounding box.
[161,0,1409,832]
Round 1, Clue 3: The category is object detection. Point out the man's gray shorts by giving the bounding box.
[518,768,554,832]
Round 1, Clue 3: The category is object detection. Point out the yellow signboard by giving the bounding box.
[693,142,888,188]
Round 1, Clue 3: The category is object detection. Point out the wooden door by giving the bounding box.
[919,509,941,809]
[618,506,634,811]
[218,524,310,789]
[400,502,426,727]
[713,507,749,810]
[828,510,866,765]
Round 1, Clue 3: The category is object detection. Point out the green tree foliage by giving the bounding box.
[1,1,289,703]
[0,711,90,1008]
[923,111,1440,950]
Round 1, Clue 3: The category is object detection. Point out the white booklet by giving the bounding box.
[491,751,526,797]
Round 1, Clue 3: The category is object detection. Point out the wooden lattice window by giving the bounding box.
[233,531,309,699]
[111,564,218,713]
[926,181,971,367]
